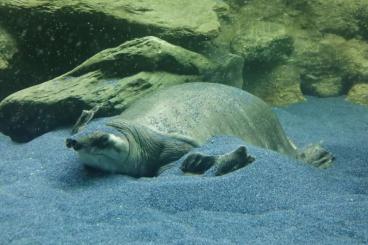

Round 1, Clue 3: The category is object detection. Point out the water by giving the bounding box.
[0,0,367,244]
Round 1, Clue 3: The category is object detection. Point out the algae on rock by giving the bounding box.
[311,0,368,40]
[66,36,215,79]
[244,64,304,106]
[228,20,301,105]
[297,34,368,97]
[0,26,19,100]
[214,0,368,105]
[231,21,294,67]
[1,0,368,117]
[347,83,368,105]
[0,26,17,71]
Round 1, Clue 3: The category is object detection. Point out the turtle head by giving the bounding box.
[66,131,130,172]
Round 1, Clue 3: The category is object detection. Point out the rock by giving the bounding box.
[0,0,227,97]
[244,64,305,106]
[347,83,368,105]
[1,0,368,112]
[0,71,200,143]
[337,38,368,83]
[0,0,226,44]
[356,5,368,40]
[283,0,368,39]
[296,35,347,97]
[0,36,226,142]
[66,36,243,86]
[212,0,368,104]
[0,26,19,100]
[231,21,294,67]
[226,20,299,105]
[217,54,244,89]
[310,0,368,40]
[226,20,298,105]
[0,26,17,71]
[202,51,244,89]
[297,34,368,97]
[301,76,345,97]
[66,36,215,78]
[222,0,248,8]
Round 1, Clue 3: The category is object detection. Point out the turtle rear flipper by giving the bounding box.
[297,143,334,168]
[211,146,255,176]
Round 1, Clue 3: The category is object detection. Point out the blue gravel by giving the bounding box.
[1,97,367,244]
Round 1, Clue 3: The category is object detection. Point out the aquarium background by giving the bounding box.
[0,0,367,244]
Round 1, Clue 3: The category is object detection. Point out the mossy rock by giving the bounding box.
[0,25,20,101]
[301,76,345,97]
[0,37,220,142]
[0,26,17,71]
[336,38,368,83]
[231,21,294,67]
[222,0,248,8]
[0,0,227,98]
[0,71,200,143]
[66,36,216,78]
[297,34,368,97]
[0,0,225,43]
[298,41,348,97]
[244,64,305,106]
[347,83,368,105]
[311,0,368,39]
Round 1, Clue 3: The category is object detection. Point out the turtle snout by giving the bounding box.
[66,138,83,151]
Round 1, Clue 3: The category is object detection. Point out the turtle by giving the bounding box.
[66,82,333,177]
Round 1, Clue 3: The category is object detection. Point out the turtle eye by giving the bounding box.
[93,134,110,148]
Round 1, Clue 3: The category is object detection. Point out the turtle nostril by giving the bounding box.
[66,138,83,150]
[66,138,76,148]
[73,142,83,151]
[66,138,83,151]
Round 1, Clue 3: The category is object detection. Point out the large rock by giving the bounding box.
[222,0,247,8]
[282,0,368,39]
[356,5,368,40]
[0,71,199,142]
[310,0,368,40]
[228,20,299,105]
[0,36,231,142]
[212,0,301,106]
[0,26,19,100]
[244,64,305,106]
[338,38,368,82]
[211,0,368,105]
[347,83,368,105]
[297,35,368,97]
[296,36,347,97]
[231,21,294,67]
[0,26,17,71]
[0,0,226,43]
[66,36,215,78]
[0,0,228,98]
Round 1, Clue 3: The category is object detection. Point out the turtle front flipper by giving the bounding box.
[181,146,255,176]
[297,143,334,168]
[180,152,216,174]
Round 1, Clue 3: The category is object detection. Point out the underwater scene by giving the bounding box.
[0,0,368,244]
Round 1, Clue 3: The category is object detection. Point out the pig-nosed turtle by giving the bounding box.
[66,82,333,177]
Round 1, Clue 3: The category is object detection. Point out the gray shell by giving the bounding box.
[112,82,297,156]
